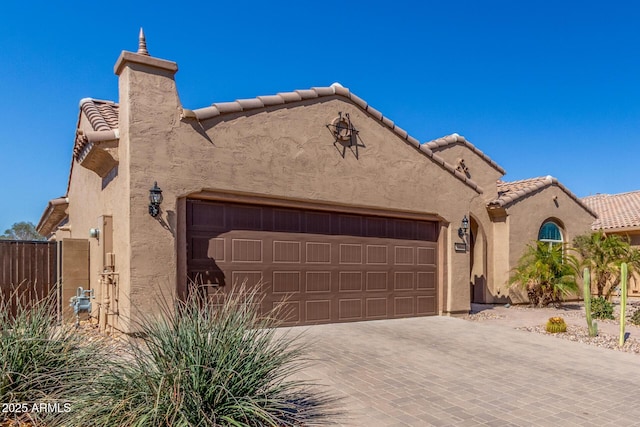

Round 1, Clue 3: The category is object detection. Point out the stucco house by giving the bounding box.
[582,190,640,294]
[37,33,596,333]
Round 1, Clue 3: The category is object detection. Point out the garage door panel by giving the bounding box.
[417,296,436,315]
[395,246,415,265]
[306,271,331,292]
[338,299,363,320]
[232,239,263,262]
[340,244,363,264]
[417,271,437,290]
[190,203,225,230]
[231,271,263,288]
[339,271,363,292]
[366,271,388,291]
[275,301,301,325]
[272,271,301,294]
[187,200,438,325]
[366,245,388,264]
[304,212,332,234]
[273,241,301,263]
[273,209,302,232]
[306,242,331,263]
[366,298,388,318]
[394,272,415,290]
[365,217,387,237]
[417,247,436,265]
[394,296,414,316]
[305,300,331,323]
[339,215,363,236]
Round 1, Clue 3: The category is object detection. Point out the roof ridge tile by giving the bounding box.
[189,85,483,194]
[424,133,506,175]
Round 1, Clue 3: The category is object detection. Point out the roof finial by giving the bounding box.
[137,28,149,56]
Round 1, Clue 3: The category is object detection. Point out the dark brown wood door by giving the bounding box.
[186,199,438,325]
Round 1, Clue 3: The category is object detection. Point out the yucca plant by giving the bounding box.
[81,282,335,426]
[0,284,110,427]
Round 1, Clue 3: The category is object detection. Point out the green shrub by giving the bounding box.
[545,316,567,333]
[630,308,640,326]
[0,286,109,427]
[81,282,335,426]
[590,296,614,320]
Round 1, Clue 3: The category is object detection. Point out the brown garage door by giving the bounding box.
[186,199,438,325]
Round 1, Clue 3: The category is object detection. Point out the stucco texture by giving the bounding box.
[53,48,599,332]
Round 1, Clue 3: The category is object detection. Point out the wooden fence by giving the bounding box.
[0,240,58,314]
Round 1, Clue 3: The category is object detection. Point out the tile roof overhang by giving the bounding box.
[183,84,483,194]
[74,98,119,178]
[488,175,597,217]
[423,133,506,175]
[582,190,640,231]
[36,197,68,236]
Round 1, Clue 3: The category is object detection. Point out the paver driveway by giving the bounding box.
[285,316,640,426]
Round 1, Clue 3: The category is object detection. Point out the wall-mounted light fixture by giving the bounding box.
[89,228,100,239]
[458,215,469,238]
[148,181,163,217]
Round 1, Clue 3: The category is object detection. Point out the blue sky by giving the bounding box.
[1,1,638,232]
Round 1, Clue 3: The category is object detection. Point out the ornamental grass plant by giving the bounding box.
[81,282,336,427]
[0,284,110,427]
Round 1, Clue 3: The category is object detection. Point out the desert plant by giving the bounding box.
[80,282,335,426]
[510,241,578,307]
[0,285,109,426]
[545,316,567,333]
[573,231,640,300]
[630,308,640,326]
[619,263,628,347]
[583,268,598,337]
[590,296,614,320]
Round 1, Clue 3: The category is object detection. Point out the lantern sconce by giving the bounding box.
[458,215,469,238]
[149,181,163,217]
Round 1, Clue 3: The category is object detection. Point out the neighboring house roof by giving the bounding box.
[488,176,597,217]
[582,191,640,231]
[184,83,483,194]
[423,133,506,175]
[73,98,119,159]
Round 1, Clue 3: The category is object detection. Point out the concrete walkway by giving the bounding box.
[285,316,640,426]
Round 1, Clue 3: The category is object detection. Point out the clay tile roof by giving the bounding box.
[423,133,506,175]
[189,84,483,194]
[73,98,119,159]
[489,176,597,217]
[582,190,640,230]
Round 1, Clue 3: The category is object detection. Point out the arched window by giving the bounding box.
[538,221,563,245]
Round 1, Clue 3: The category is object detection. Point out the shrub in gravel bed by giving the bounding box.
[590,297,614,320]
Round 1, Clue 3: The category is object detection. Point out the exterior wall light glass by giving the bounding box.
[149,181,163,217]
[458,215,469,238]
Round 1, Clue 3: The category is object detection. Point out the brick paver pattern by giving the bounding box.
[284,317,640,426]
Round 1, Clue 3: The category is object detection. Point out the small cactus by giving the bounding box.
[619,263,628,347]
[545,316,567,333]
[584,268,598,337]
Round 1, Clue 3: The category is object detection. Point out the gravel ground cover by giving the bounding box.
[464,301,640,355]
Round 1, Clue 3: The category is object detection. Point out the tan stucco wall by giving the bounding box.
[110,54,485,325]
[61,49,603,331]
[427,143,503,194]
[501,186,595,303]
[65,107,131,331]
